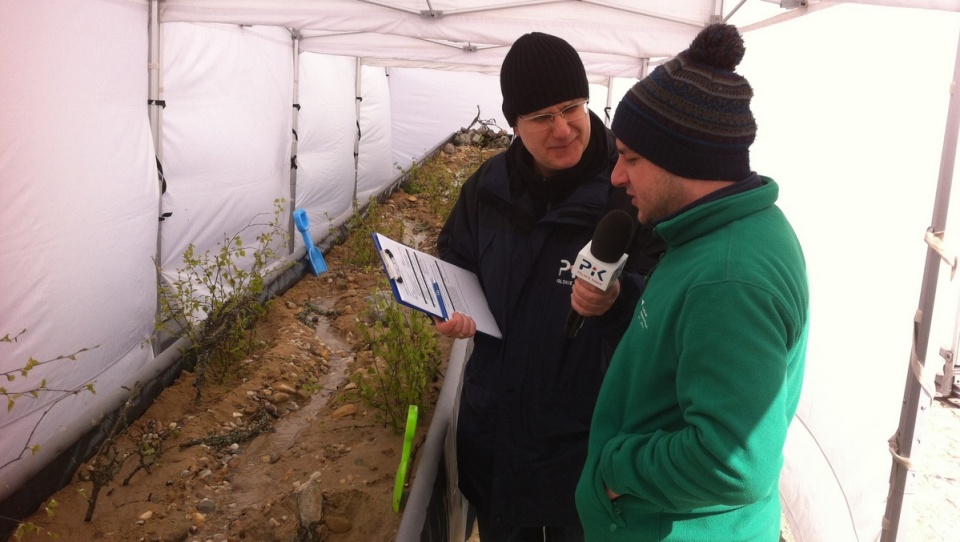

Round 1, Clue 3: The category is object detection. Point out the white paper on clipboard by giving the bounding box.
[372,232,502,339]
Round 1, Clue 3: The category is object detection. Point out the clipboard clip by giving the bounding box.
[382,249,403,283]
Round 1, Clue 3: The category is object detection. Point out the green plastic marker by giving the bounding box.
[393,404,419,512]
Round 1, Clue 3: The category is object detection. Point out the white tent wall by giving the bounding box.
[386,68,635,170]
[0,0,159,501]
[295,54,358,234]
[388,68,506,171]
[355,65,396,205]
[739,5,960,540]
[295,58,416,237]
[158,23,293,275]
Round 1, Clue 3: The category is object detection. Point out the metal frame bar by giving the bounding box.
[881,23,960,542]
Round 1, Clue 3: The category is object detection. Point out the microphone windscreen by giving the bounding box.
[589,209,634,263]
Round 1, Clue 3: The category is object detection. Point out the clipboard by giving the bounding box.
[372,232,502,338]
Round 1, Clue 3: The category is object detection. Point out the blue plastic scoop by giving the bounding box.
[293,208,328,275]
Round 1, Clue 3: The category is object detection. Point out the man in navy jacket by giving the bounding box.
[435,32,663,542]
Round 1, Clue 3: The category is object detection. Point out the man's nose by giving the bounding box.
[548,115,573,137]
[611,157,627,186]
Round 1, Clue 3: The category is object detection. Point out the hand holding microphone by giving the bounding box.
[565,209,634,338]
[571,276,621,316]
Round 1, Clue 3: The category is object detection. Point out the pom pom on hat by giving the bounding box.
[612,24,757,181]
[500,32,590,127]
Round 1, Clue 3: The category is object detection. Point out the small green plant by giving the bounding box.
[400,109,506,221]
[1,331,97,539]
[121,418,169,486]
[73,382,175,523]
[399,161,429,195]
[399,142,491,220]
[1,330,98,474]
[339,196,405,269]
[300,376,321,396]
[352,279,442,433]
[1,330,98,414]
[399,160,460,219]
[9,498,58,540]
[156,198,289,401]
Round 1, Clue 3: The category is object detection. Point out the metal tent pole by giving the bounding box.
[881,24,960,542]
[604,76,614,127]
[289,30,301,254]
[148,0,161,158]
[353,58,363,211]
[148,0,166,356]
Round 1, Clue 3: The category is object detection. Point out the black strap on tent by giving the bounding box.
[156,156,166,194]
[355,95,363,143]
[604,106,612,124]
[291,105,300,169]
[291,127,298,169]
[156,156,172,222]
[150,100,170,220]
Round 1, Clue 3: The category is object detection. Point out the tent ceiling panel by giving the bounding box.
[158,0,730,77]
[158,0,716,31]
[157,0,960,80]
[297,34,650,78]
[843,0,960,10]
[296,3,701,57]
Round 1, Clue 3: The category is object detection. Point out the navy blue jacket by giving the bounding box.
[437,113,664,529]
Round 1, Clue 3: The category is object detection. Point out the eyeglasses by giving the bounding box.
[517,100,589,132]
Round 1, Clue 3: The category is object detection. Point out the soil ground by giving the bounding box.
[9,144,487,542]
[10,144,960,542]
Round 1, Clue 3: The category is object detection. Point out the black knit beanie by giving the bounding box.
[612,24,757,181]
[500,32,589,127]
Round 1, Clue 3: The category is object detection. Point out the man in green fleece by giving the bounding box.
[574,23,809,542]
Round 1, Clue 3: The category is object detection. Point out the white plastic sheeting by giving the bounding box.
[388,68,505,169]
[386,68,629,169]
[0,0,159,499]
[742,6,960,540]
[3,1,960,541]
[355,64,395,205]
[159,23,294,275]
[297,58,394,235]
[296,54,359,228]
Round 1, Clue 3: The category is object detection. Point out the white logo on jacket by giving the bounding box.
[557,259,573,286]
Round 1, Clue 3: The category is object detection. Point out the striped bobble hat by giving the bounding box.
[612,23,756,181]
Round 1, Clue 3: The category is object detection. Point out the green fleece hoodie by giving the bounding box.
[575,178,809,541]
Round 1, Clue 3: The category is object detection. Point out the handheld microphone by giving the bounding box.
[564,209,634,338]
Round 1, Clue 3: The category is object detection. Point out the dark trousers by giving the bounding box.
[468,504,585,542]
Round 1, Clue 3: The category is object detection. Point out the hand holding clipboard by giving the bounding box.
[372,232,502,338]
